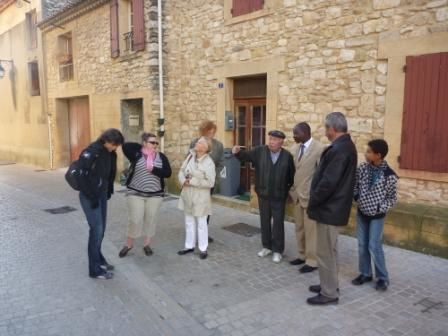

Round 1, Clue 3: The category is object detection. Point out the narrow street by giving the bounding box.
[0,163,447,336]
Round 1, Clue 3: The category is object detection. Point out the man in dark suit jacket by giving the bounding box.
[233,130,295,264]
[306,112,357,305]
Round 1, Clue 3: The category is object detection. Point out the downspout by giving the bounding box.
[38,3,54,169]
[157,0,165,151]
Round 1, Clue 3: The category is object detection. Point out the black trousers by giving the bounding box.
[207,187,215,225]
[258,197,286,253]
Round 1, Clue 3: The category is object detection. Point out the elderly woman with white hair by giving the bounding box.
[177,136,216,259]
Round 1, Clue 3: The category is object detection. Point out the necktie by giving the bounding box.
[298,144,305,162]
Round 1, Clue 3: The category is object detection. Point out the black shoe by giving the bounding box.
[307,294,339,306]
[199,251,208,260]
[309,285,321,294]
[308,285,340,294]
[208,237,214,243]
[100,263,115,271]
[177,248,195,255]
[143,245,153,256]
[119,246,133,258]
[351,274,373,286]
[90,271,114,280]
[299,264,318,274]
[289,258,305,266]
[375,279,388,291]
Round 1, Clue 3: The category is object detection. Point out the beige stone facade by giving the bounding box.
[161,0,448,206]
[2,0,448,208]
[0,0,49,167]
[39,0,158,169]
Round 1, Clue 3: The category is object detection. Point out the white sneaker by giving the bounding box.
[272,253,282,263]
[257,248,272,258]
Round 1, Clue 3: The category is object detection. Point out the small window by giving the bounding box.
[124,0,134,51]
[58,33,73,82]
[231,0,264,17]
[26,10,38,49]
[28,62,40,96]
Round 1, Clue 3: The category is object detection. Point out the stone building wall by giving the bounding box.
[42,1,158,168]
[161,0,448,206]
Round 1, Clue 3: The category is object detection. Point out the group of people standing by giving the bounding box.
[75,111,398,307]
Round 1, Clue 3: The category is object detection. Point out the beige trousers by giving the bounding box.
[316,222,340,299]
[293,204,318,267]
[126,195,163,239]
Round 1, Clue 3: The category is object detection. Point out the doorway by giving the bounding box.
[68,97,90,161]
[233,75,267,195]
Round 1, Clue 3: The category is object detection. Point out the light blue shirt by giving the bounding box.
[270,150,281,164]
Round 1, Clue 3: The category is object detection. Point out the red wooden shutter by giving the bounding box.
[400,52,448,173]
[250,0,264,12]
[110,0,120,58]
[132,0,145,51]
[232,0,251,17]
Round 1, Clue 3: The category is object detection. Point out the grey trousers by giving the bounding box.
[316,222,340,299]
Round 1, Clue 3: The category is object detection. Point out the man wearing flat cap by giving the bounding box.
[232,130,295,263]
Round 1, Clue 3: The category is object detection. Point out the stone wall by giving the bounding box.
[161,0,448,205]
[42,2,157,168]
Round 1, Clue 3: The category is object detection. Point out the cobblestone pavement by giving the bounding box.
[0,164,447,336]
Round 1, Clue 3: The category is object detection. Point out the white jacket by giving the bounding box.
[178,151,216,217]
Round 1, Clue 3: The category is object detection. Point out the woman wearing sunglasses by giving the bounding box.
[119,132,172,258]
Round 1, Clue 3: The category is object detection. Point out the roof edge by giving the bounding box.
[38,0,110,31]
[0,0,16,14]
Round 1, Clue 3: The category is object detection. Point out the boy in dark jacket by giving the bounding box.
[352,139,398,291]
[78,128,124,280]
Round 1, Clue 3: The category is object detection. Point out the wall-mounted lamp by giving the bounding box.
[0,59,14,80]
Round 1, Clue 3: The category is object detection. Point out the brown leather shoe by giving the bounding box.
[119,246,133,258]
[143,245,153,256]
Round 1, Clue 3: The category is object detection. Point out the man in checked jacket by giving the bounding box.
[352,139,398,292]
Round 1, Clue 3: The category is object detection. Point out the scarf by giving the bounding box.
[141,147,156,172]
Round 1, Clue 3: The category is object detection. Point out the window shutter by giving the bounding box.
[250,0,264,12]
[132,0,145,51]
[232,0,251,17]
[400,52,448,173]
[110,0,120,58]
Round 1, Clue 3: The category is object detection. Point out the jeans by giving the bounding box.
[79,192,108,277]
[356,212,389,282]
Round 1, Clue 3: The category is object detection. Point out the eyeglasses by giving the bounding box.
[146,141,159,145]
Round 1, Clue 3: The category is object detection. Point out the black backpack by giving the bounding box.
[65,160,82,191]
[65,152,98,191]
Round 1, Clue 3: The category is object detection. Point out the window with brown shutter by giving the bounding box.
[110,0,120,58]
[26,10,38,49]
[131,0,145,51]
[232,0,264,17]
[400,52,448,173]
[28,62,40,96]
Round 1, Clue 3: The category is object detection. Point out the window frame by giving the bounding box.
[28,61,40,96]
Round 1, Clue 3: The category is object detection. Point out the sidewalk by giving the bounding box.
[0,164,447,336]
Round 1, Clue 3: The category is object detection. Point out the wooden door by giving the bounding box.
[234,99,266,192]
[68,97,90,161]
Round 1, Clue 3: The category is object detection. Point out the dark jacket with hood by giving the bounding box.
[122,142,172,195]
[78,140,117,202]
[307,134,357,226]
[236,145,295,201]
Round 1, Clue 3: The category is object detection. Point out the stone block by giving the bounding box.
[372,0,400,10]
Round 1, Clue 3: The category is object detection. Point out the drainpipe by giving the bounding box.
[157,0,165,152]
[38,3,53,169]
